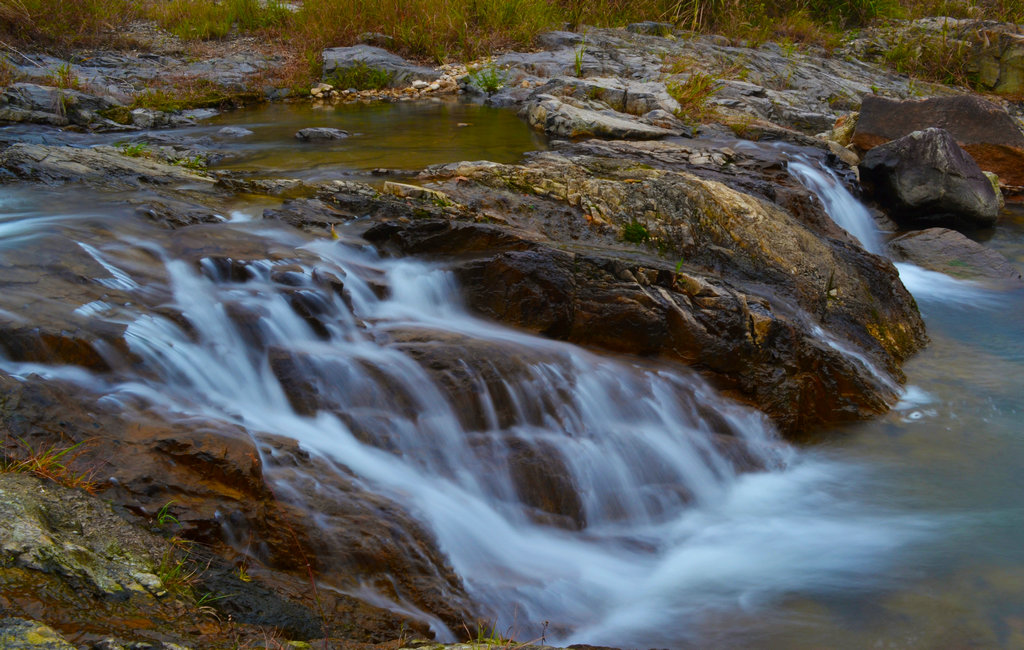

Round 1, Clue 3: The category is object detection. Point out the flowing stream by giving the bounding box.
[1,105,1023,647]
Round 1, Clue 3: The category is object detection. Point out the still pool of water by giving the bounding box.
[204,99,547,182]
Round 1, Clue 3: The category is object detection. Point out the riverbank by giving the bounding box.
[2,7,1024,650]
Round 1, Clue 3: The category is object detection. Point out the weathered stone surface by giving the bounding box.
[852,94,1024,186]
[0,83,122,129]
[368,135,928,434]
[0,618,76,649]
[321,45,441,87]
[522,95,676,139]
[0,143,214,188]
[0,473,166,598]
[531,76,682,116]
[887,227,1022,282]
[294,127,350,141]
[859,128,1000,230]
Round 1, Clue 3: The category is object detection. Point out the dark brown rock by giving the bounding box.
[859,128,1000,231]
[852,94,1024,186]
[887,227,1023,282]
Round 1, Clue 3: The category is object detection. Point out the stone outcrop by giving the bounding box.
[356,140,927,434]
[887,227,1022,282]
[0,143,214,188]
[322,45,441,87]
[859,127,1000,231]
[852,94,1024,187]
[0,83,124,129]
[522,94,678,139]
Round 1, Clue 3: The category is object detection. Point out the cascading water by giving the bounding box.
[787,154,884,254]
[0,194,937,647]
[786,152,997,307]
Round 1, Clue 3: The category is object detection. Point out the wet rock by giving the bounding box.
[129,108,196,130]
[217,126,254,138]
[294,127,350,141]
[0,143,214,189]
[522,95,676,139]
[852,94,1024,186]
[365,186,925,436]
[321,45,441,87]
[887,227,1022,282]
[0,473,166,599]
[859,127,1000,231]
[0,618,76,649]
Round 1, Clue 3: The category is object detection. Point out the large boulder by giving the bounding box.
[852,94,1024,186]
[321,45,440,88]
[858,127,1000,231]
[886,227,1022,282]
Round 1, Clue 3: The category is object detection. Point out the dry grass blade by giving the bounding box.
[1,436,99,493]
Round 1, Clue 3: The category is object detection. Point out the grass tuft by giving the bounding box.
[667,71,721,122]
[1,437,98,493]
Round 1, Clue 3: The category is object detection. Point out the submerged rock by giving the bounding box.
[859,127,1000,231]
[887,227,1022,283]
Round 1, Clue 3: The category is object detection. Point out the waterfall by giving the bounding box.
[0,207,935,647]
[787,154,996,308]
[787,155,884,254]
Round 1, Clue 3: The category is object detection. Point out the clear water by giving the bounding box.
[204,100,547,182]
[1,112,1023,648]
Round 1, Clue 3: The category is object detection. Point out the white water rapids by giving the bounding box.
[0,180,941,648]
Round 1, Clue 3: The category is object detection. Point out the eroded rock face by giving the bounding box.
[852,94,1024,187]
[357,140,928,433]
[859,128,1000,231]
[887,227,1023,282]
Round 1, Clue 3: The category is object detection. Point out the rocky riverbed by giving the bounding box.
[2,14,1023,650]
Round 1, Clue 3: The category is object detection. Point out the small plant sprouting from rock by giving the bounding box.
[574,34,587,78]
[119,141,150,158]
[467,63,506,94]
[667,71,721,123]
[45,62,81,90]
[623,220,650,244]
[174,154,207,170]
[155,500,180,526]
[0,437,97,493]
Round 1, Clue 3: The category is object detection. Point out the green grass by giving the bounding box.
[149,0,290,40]
[0,0,137,50]
[0,437,97,493]
[324,61,395,91]
[667,71,721,122]
[623,221,651,244]
[466,63,507,93]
